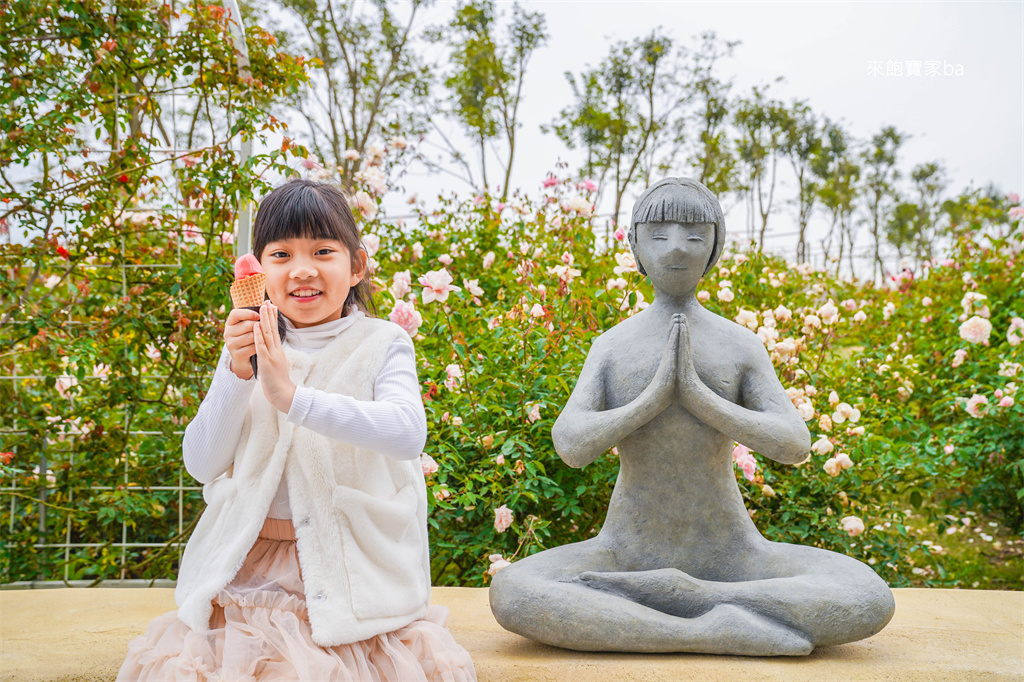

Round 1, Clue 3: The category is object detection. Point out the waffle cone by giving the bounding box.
[230,273,266,308]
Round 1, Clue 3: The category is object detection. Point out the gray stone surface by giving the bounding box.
[489,178,895,656]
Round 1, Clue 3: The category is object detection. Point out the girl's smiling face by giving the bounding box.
[260,237,366,328]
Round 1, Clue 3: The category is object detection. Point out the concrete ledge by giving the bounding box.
[1,588,1021,681]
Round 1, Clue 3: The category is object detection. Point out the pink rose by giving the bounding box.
[388,300,423,335]
[482,251,496,269]
[583,179,597,193]
[1007,317,1024,346]
[613,251,636,274]
[823,457,841,477]
[811,437,834,456]
[1009,206,1024,220]
[613,226,626,242]
[390,270,412,299]
[487,554,511,576]
[351,190,378,220]
[420,453,439,476]
[944,443,955,455]
[443,363,462,391]
[817,300,839,325]
[773,305,793,321]
[1008,192,1020,204]
[55,375,78,398]
[732,444,757,482]
[526,402,541,423]
[542,176,558,188]
[841,516,865,537]
[419,268,461,304]
[832,402,861,424]
[494,505,514,533]
[959,316,992,345]
[362,233,380,257]
[952,349,968,368]
[965,393,989,417]
[999,396,1014,408]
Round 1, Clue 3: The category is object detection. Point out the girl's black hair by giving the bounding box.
[251,178,376,317]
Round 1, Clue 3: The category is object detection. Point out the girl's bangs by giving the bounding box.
[261,197,347,245]
[252,181,355,259]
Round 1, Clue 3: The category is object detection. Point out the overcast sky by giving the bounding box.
[368,0,1023,270]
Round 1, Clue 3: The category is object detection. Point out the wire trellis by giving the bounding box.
[1,0,252,586]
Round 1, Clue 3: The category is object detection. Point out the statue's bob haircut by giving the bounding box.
[628,177,726,278]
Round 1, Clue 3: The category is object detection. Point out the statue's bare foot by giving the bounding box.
[575,568,719,618]
[703,604,814,656]
[572,570,813,655]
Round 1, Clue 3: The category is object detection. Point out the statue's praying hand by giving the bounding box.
[489,178,894,656]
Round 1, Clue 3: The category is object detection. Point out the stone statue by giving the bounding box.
[488,178,895,656]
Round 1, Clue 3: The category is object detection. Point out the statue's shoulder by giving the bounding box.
[699,308,768,363]
[590,312,644,353]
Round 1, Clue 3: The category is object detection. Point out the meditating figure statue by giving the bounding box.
[489,178,895,656]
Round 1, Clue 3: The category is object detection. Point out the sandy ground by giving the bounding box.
[1,587,1021,681]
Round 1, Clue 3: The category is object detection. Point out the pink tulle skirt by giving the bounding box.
[117,518,477,681]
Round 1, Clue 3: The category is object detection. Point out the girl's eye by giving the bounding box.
[270,251,289,258]
[317,248,334,255]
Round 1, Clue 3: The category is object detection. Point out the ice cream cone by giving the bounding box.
[230,273,266,308]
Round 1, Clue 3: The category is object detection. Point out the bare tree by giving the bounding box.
[433,0,547,199]
[861,126,906,281]
[268,0,435,187]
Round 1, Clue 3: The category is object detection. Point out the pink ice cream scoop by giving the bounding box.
[229,254,276,378]
[234,253,263,280]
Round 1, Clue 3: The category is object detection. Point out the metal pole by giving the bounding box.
[223,0,254,259]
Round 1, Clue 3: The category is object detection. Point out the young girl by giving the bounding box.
[118,179,477,681]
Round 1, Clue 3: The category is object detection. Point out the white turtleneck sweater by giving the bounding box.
[182,310,427,519]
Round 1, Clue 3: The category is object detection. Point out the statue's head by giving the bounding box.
[628,178,726,278]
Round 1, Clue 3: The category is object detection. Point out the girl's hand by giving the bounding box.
[253,302,296,413]
[675,313,703,409]
[224,308,260,380]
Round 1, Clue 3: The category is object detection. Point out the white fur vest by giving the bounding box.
[175,316,431,647]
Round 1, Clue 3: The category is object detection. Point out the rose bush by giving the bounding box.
[0,1,312,582]
[348,163,1022,587]
[3,20,1020,589]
